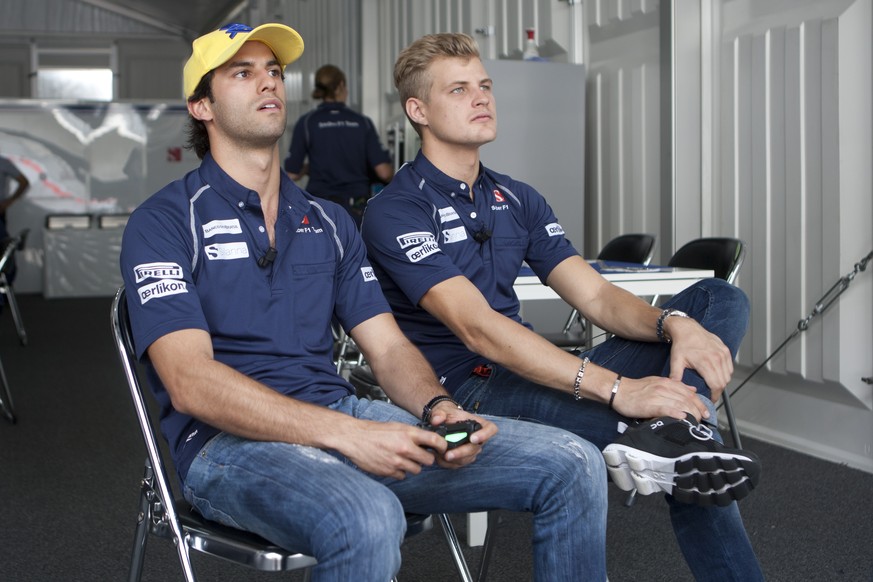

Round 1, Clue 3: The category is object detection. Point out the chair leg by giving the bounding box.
[1,279,26,346]
[476,511,502,582]
[0,355,16,424]
[128,482,152,582]
[437,514,474,582]
[720,389,743,449]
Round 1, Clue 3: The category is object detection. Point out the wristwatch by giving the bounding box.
[656,308,690,343]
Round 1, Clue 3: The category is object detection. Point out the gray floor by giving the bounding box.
[1,294,872,581]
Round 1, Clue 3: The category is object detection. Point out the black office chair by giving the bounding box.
[541,233,657,350]
[660,237,747,449]
[111,288,437,582]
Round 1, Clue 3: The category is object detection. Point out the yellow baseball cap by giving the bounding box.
[183,23,305,99]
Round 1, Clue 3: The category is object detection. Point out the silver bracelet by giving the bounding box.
[573,357,590,401]
[608,374,622,410]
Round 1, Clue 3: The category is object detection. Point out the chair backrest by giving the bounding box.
[597,233,657,266]
[668,237,746,284]
[110,287,197,574]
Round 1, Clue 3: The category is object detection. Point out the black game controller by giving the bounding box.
[417,420,482,449]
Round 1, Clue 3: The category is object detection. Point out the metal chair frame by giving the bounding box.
[0,229,29,424]
[112,287,320,581]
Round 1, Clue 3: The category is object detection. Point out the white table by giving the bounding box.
[513,262,715,300]
[466,261,714,546]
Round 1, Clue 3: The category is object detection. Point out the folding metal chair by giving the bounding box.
[111,288,435,581]
[0,229,29,424]
[0,228,28,346]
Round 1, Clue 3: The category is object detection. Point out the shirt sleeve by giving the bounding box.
[284,115,309,174]
[119,198,209,360]
[363,116,392,168]
[362,192,463,306]
[0,157,25,181]
[330,203,392,332]
[515,181,580,281]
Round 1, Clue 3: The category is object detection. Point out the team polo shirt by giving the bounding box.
[120,153,390,480]
[284,102,392,198]
[362,151,579,392]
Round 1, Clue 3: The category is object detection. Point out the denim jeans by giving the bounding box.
[183,396,608,582]
[454,279,764,581]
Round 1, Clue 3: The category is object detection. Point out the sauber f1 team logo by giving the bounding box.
[134,262,183,283]
[493,190,505,202]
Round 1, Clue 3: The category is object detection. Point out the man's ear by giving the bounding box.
[187,98,213,122]
[405,98,428,128]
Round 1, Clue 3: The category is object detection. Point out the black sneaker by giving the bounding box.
[602,414,761,507]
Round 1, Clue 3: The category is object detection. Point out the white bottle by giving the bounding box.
[523,28,540,60]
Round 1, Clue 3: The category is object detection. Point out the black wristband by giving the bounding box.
[421,395,461,422]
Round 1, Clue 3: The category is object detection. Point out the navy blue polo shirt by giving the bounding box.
[361,151,579,392]
[120,153,390,480]
[284,102,392,198]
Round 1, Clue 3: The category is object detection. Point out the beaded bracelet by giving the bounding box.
[608,374,622,410]
[573,357,590,401]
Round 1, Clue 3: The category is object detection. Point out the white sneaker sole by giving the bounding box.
[602,444,758,506]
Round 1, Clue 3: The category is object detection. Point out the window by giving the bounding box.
[34,45,116,101]
[37,68,113,101]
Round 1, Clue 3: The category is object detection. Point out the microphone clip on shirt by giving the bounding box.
[258,246,278,268]
[473,228,492,244]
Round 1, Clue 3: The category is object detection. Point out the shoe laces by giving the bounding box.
[680,415,714,441]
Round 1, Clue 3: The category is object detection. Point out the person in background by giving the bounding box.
[284,64,394,226]
[362,32,764,581]
[0,153,29,242]
[120,22,609,581]
[0,153,29,298]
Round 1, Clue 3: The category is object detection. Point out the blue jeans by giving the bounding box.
[454,279,764,581]
[183,396,607,582]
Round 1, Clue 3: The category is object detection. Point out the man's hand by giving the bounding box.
[664,316,734,402]
[609,375,710,422]
[339,420,448,480]
[426,402,497,469]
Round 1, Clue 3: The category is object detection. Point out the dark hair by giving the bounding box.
[311,65,346,100]
[184,70,215,160]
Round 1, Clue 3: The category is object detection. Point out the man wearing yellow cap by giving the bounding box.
[120,23,609,580]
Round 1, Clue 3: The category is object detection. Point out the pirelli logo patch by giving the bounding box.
[138,279,187,304]
[396,231,440,262]
[396,231,435,249]
[545,222,565,237]
[133,262,183,283]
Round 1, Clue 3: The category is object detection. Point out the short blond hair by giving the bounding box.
[393,33,480,134]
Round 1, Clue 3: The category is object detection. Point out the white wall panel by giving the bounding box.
[718,0,873,472]
[585,7,661,256]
